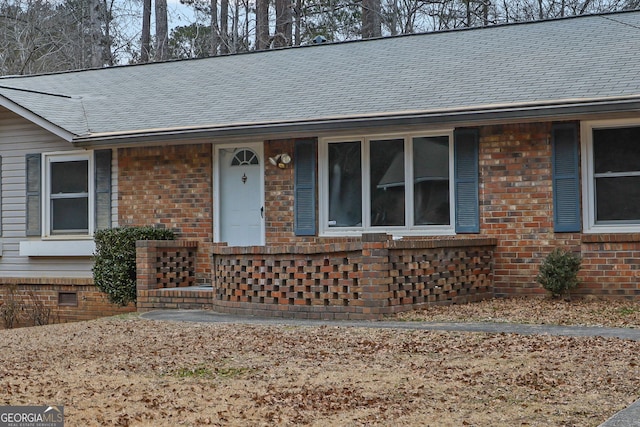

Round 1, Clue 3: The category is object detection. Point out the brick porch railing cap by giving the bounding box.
[361,233,390,242]
[213,236,497,255]
[390,237,497,249]
[136,240,199,248]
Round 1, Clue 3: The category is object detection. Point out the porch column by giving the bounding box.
[359,233,393,315]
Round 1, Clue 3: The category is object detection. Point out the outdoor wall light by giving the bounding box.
[268,153,292,168]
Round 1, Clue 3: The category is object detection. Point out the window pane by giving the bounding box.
[51,197,89,233]
[371,139,405,226]
[593,127,640,174]
[328,142,362,227]
[595,176,640,222]
[413,136,450,225]
[51,160,88,194]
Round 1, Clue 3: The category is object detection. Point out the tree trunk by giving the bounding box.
[231,0,238,53]
[538,0,544,20]
[465,0,471,27]
[294,0,301,46]
[155,0,168,61]
[89,0,103,68]
[141,0,152,62]
[244,0,250,50]
[220,0,229,54]
[362,0,381,39]
[210,0,219,56]
[102,0,114,66]
[255,0,269,50]
[274,0,292,47]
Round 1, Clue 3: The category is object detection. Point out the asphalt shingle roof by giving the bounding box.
[0,10,638,141]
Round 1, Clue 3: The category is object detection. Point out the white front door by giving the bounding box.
[217,144,264,246]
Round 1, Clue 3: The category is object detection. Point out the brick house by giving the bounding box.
[0,11,639,321]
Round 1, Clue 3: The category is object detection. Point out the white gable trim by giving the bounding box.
[0,95,76,142]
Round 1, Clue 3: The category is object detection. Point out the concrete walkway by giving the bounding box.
[141,309,640,341]
[140,309,640,427]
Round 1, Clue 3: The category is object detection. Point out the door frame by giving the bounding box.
[213,142,266,246]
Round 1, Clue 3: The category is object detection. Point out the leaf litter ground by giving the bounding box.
[1,297,640,426]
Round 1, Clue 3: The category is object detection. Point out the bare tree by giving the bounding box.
[256,0,270,50]
[141,0,152,62]
[89,0,104,67]
[362,0,382,38]
[293,0,302,45]
[220,0,229,54]
[274,0,293,47]
[209,0,219,55]
[155,0,169,61]
[231,0,239,52]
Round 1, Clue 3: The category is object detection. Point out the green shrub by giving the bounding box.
[93,226,175,306]
[536,248,582,298]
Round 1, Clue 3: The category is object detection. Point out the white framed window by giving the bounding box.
[581,118,640,233]
[319,131,455,236]
[43,151,94,237]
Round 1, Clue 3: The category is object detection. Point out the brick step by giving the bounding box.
[137,286,213,311]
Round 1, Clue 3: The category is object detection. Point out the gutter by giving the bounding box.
[72,96,640,148]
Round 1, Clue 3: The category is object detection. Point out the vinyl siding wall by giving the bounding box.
[0,108,110,278]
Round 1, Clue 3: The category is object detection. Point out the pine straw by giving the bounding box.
[394,297,640,328]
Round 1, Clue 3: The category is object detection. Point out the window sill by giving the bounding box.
[581,233,640,244]
[19,240,95,257]
[319,229,456,238]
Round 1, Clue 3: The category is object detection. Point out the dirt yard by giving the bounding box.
[1,298,640,426]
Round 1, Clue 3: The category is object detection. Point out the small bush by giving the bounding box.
[93,226,175,306]
[0,285,23,329]
[536,248,582,299]
[25,290,52,326]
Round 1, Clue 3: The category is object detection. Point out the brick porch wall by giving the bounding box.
[211,234,495,320]
[135,240,209,311]
[0,278,135,328]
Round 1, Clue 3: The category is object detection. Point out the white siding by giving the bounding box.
[0,108,101,278]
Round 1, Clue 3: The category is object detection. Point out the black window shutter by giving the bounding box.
[25,153,41,236]
[294,139,317,236]
[552,123,581,232]
[454,128,480,233]
[94,149,112,231]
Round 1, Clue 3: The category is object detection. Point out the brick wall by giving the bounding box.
[264,140,297,245]
[480,123,561,295]
[579,234,640,298]
[118,144,213,283]
[478,122,640,299]
[0,279,134,328]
